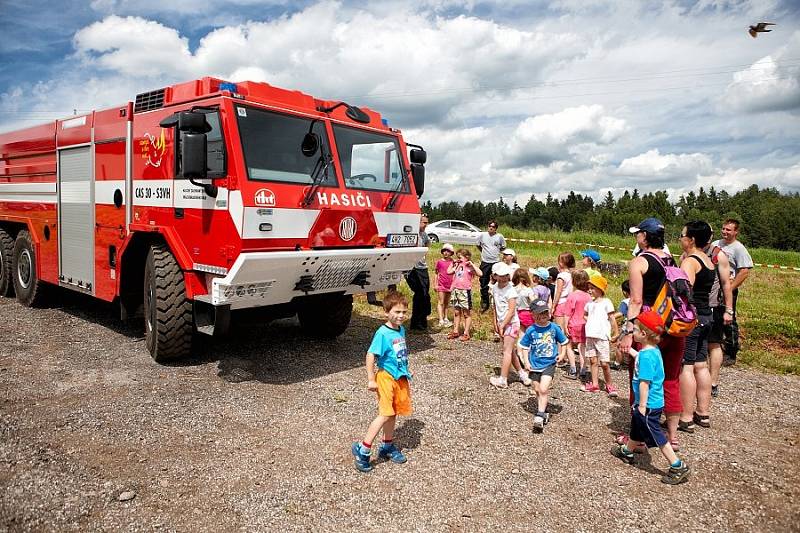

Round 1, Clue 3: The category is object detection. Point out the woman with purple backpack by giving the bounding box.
[678,221,715,432]
[618,218,686,451]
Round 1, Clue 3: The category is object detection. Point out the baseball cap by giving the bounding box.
[529,299,550,314]
[531,267,550,280]
[629,217,665,234]
[493,262,513,277]
[580,249,601,263]
[636,309,665,335]
[502,248,516,257]
[441,243,454,252]
[588,274,608,293]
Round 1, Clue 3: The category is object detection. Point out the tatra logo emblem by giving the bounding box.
[254,188,276,206]
[339,217,357,241]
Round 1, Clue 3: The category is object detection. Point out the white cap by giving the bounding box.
[493,263,513,277]
[502,248,516,257]
[441,243,454,252]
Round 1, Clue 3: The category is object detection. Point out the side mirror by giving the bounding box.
[411,164,425,198]
[182,133,207,179]
[301,132,320,157]
[178,112,211,133]
[410,148,427,164]
[182,133,216,198]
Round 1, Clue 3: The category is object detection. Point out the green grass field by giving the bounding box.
[355,227,800,375]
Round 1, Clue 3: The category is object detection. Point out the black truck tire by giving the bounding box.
[12,230,47,307]
[297,293,353,338]
[143,243,193,363]
[0,228,14,297]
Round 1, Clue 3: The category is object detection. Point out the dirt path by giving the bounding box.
[1,296,798,532]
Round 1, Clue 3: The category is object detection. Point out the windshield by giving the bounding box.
[332,124,408,193]
[236,105,336,186]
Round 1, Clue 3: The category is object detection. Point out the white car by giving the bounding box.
[426,219,482,245]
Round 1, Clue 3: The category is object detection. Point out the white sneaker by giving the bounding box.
[438,320,446,326]
[518,369,532,386]
[533,415,544,431]
[442,318,452,326]
[489,376,508,389]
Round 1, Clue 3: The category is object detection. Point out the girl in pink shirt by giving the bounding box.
[435,244,455,327]
[564,269,591,380]
[447,248,481,341]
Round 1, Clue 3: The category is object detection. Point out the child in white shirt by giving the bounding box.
[582,275,620,396]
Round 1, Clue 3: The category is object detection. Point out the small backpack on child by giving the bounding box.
[640,251,698,337]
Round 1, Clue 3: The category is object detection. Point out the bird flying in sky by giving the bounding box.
[749,22,775,38]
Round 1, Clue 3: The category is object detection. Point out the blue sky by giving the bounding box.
[1,0,798,206]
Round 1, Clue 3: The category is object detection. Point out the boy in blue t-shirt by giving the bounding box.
[611,310,690,485]
[351,291,412,473]
[518,299,569,432]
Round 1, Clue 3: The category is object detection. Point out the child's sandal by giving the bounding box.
[447,332,460,339]
[693,412,711,428]
[459,334,471,341]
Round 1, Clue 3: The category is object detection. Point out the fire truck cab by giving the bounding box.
[0,77,427,362]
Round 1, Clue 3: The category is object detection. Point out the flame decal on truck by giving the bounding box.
[140,129,167,168]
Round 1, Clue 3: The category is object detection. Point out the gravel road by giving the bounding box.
[1,293,798,532]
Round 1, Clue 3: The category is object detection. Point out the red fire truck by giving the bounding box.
[0,77,427,362]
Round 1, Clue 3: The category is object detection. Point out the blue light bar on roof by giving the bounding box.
[219,82,238,93]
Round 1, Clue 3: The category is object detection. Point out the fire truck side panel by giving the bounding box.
[93,139,127,302]
[0,121,59,286]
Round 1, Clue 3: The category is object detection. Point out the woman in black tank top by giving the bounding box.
[679,221,715,432]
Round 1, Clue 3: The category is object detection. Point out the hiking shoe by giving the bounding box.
[351,442,373,473]
[565,369,578,380]
[661,461,690,485]
[615,435,646,453]
[533,414,545,432]
[542,412,551,425]
[611,443,635,464]
[711,385,719,398]
[581,383,600,392]
[490,376,508,389]
[610,361,621,370]
[378,443,407,464]
[518,369,532,386]
[606,384,619,398]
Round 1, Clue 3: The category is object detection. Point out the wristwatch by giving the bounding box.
[621,319,635,336]
[724,308,734,316]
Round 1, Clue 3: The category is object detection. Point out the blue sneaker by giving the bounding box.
[378,443,407,464]
[351,442,373,472]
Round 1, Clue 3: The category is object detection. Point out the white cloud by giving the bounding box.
[616,149,713,183]
[721,31,800,113]
[502,105,626,167]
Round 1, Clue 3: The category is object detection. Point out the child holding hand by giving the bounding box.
[581,275,619,396]
[447,248,481,341]
[611,310,690,485]
[435,244,456,327]
[489,263,529,388]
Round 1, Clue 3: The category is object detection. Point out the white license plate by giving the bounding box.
[386,233,418,247]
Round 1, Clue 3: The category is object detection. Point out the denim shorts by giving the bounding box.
[683,310,712,364]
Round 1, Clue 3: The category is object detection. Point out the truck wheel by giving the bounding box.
[427,233,439,243]
[297,293,353,338]
[0,228,14,297]
[12,230,46,306]
[143,243,193,363]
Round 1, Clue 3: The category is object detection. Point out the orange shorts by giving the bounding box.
[376,370,413,417]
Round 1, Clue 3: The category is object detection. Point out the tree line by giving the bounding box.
[421,184,800,251]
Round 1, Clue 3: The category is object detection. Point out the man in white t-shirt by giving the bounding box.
[476,220,506,313]
[712,218,754,365]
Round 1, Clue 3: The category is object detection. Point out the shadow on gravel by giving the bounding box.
[520,396,563,416]
[41,287,143,339]
[606,396,632,437]
[394,418,424,450]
